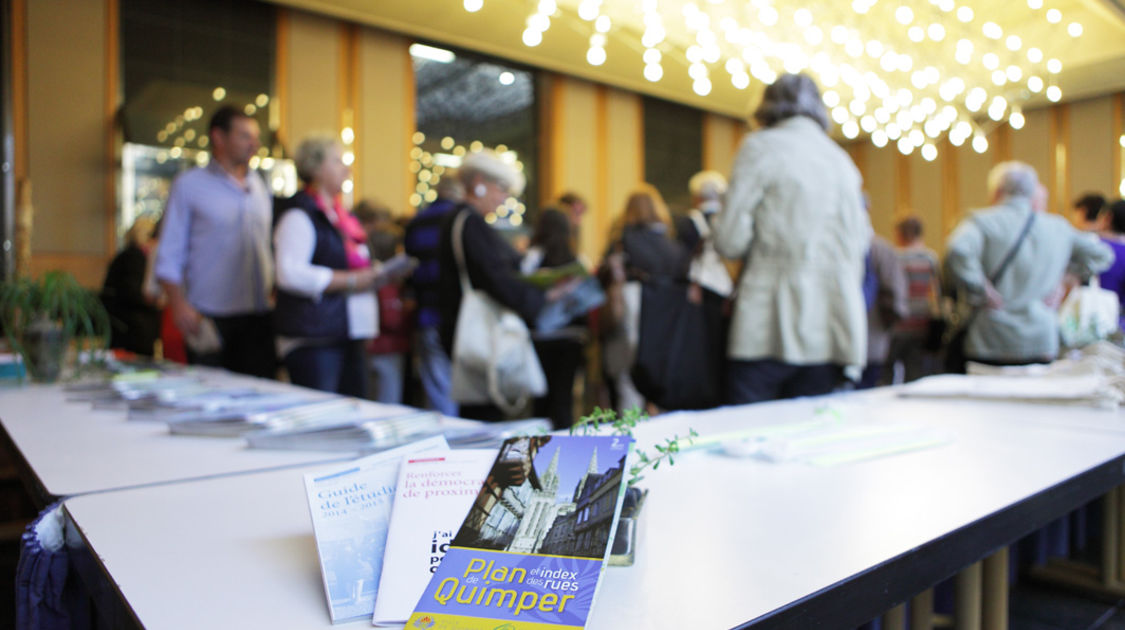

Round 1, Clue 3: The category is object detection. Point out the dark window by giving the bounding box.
[117,0,285,241]
[643,96,702,214]
[120,0,275,150]
[411,43,537,229]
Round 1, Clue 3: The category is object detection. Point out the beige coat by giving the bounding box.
[715,116,871,375]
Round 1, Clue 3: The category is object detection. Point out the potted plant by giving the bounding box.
[0,270,111,383]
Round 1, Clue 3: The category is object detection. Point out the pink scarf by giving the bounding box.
[307,186,370,269]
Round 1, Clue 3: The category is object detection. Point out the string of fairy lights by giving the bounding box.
[463,0,1083,161]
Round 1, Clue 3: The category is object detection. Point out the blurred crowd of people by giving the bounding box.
[102,73,1124,429]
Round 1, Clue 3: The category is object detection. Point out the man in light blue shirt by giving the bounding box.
[155,106,276,378]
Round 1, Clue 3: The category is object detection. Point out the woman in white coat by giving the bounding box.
[714,73,871,404]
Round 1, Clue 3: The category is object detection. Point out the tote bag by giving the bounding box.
[448,211,546,415]
[1058,277,1120,348]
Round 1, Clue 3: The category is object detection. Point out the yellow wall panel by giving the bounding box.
[284,11,341,153]
[552,77,600,262]
[908,152,944,253]
[702,113,740,175]
[358,28,413,212]
[27,0,108,258]
[1011,108,1051,196]
[601,88,643,260]
[1068,96,1116,205]
[957,140,993,220]
[864,145,897,240]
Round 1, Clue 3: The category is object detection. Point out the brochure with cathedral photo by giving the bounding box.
[372,449,497,627]
[406,435,635,630]
[304,436,448,623]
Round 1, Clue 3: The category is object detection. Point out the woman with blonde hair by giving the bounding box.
[606,184,684,281]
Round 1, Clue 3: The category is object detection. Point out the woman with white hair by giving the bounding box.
[681,170,733,297]
[273,136,387,395]
[714,72,871,404]
[437,150,575,423]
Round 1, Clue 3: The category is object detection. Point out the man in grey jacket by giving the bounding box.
[945,161,1113,366]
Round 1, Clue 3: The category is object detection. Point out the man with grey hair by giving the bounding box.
[945,161,1113,367]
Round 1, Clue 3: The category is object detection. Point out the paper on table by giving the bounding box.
[719,421,951,467]
[898,373,1124,408]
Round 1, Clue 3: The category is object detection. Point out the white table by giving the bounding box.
[61,390,1125,629]
[0,370,422,502]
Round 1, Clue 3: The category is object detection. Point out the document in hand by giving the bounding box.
[372,449,497,626]
[304,436,449,623]
[406,434,635,630]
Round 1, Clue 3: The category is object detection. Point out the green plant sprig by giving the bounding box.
[570,406,698,486]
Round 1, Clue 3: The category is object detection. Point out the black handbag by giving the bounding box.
[630,279,728,410]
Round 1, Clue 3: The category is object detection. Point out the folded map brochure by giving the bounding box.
[406,434,635,630]
[246,411,444,453]
[520,262,588,289]
[372,449,497,626]
[304,435,449,622]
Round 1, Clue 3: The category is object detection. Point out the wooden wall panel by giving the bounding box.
[864,144,897,239]
[702,113,740,176]
[1068,97,1116,206]
[908,152,944,253]
[283,11,341,153]
[358,28,413,212]
[601,88,643,260]
[26,0,108,261]
[1011,108,1052,197]
[957,139,994,218]
[548,76,600,262]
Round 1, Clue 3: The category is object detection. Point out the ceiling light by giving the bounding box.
[522,29,542,46]
[463,0,483,11]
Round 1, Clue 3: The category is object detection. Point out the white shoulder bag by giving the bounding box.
[1058,277,1120,348]
[449,210,547,415]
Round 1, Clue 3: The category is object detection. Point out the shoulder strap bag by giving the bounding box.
[448,210,547,415]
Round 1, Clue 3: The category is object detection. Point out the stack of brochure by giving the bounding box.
[127,390,318,422]
[246,410,445,452]
[303,434,635,629]
[167,397,364,437]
